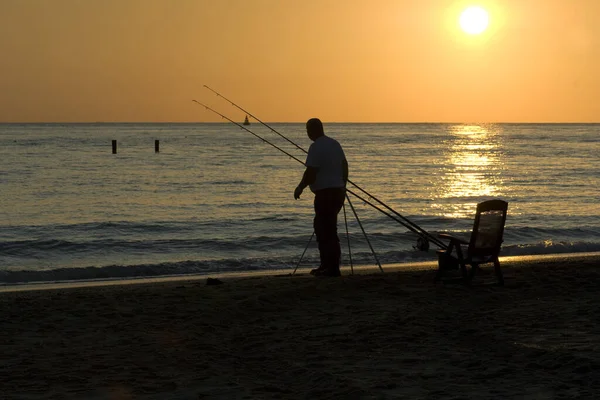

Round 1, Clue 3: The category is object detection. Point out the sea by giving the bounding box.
[1,122,599,285]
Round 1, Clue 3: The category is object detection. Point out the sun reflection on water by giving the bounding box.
[432,124,505,219]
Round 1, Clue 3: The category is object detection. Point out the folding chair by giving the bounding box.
[435,199,508,286]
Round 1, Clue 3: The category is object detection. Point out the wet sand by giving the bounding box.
[2,253,599,399]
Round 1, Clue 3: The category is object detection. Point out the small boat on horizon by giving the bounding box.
[243,115,250,126]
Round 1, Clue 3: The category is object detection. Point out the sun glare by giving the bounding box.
[459,6,489,35]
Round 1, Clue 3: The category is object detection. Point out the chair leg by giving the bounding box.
[453,245,470,283]
[435,243,456,283]
[434,265,442,283]
[493,258,504,286]
[468,263,479,282]
[460,262,469,283]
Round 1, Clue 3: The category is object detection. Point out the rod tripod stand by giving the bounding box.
[292,193,383,275]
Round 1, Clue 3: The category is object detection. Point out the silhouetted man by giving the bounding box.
[294,118,348,277]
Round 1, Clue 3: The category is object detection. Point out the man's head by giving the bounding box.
[306,118,324,141]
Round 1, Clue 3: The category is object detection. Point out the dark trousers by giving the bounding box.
[313,188,346,271]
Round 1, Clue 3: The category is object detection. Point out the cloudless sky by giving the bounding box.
[1,0,599,122]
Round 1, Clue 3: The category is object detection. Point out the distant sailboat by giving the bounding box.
[243,115,250,126]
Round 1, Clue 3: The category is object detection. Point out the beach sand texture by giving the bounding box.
[2,254,600,399]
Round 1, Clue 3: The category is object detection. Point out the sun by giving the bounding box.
[459,6,489,35]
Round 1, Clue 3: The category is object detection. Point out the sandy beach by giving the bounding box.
[2,253,600,399]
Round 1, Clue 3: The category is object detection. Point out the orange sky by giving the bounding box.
[1,0,599,122]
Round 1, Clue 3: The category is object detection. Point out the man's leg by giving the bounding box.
[313,191,328,274]
[314,188,345,276]
[328,188,345,271]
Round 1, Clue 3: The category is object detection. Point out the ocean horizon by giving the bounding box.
[2,121,599,124]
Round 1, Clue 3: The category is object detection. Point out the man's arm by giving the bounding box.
[342,158,348,186]
[294,166,318,199]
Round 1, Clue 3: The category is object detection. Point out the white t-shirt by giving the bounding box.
[305,135,346,192]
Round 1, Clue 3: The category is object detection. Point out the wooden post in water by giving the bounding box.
[112,140,117,154]
[155,140,160,153]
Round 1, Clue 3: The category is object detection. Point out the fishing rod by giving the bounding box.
[192,100,305,165]
[193,99,446,250]
[204,85,307,154]
[202,86,446,250]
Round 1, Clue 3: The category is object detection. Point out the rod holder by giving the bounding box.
[155,140,159,153]
[112,140,117,154]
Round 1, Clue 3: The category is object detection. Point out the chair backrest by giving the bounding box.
[468,199,508,258]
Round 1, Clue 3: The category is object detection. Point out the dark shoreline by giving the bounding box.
[1,251,599,293]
